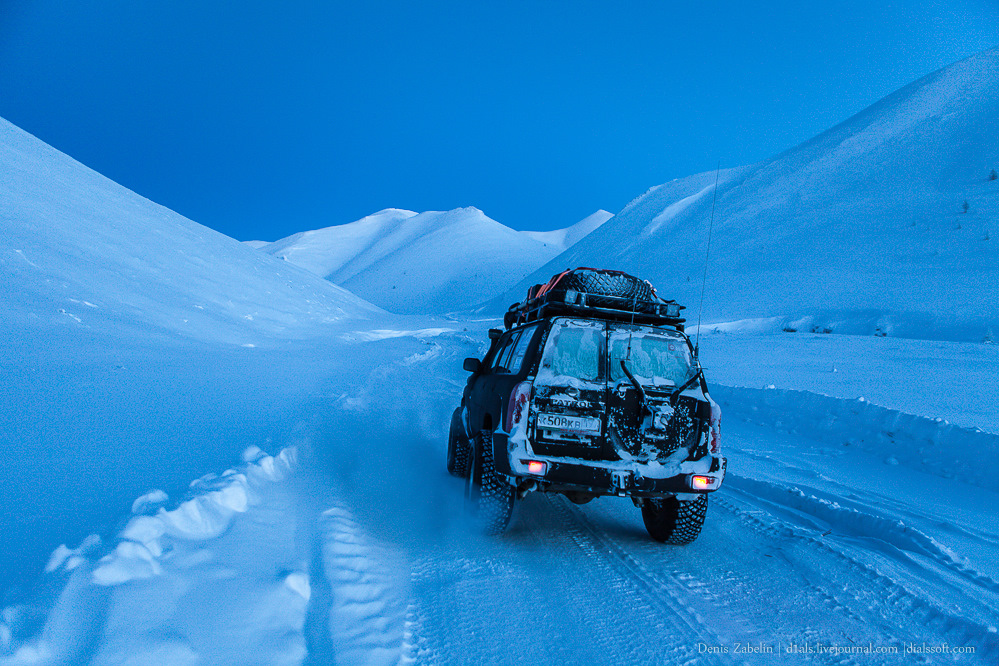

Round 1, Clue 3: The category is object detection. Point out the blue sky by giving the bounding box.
[1,0,997,241]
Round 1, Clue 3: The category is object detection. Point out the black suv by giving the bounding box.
[447,268,726,543]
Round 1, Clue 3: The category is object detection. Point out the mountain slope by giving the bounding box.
[0,118,380,347]
[496,47,999,340]
[258,208,420,281]
[256,209,609,314]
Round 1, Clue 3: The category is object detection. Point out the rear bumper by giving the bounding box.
[496,433,726,497]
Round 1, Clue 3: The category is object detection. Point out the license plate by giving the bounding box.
[537,413,602,435]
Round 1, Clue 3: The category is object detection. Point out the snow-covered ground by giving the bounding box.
[3,46,998,666]
[5,325,995,664]
[694,323,999,435]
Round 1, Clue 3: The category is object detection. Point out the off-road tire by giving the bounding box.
[641,494,708,544]
[446,419,471,478]
[561,269,655,302]
[465,430,515,535]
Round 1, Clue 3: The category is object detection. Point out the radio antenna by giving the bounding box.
[694,161,721,361]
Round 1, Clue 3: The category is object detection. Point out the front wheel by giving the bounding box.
[641,494,708,544]
[464,430,515,535]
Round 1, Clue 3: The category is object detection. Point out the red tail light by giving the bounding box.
[505,381,533,432]
[690,474,719,490]
[708,396,722,454]
[526,460,547,475]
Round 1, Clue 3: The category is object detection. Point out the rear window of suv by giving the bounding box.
[609,324,693,387]
[539,319,605,381]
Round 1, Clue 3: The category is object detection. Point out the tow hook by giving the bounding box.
[516,479,537,499]
[611,470,631,496]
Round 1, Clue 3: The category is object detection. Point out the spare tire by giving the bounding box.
[562,269,653,299]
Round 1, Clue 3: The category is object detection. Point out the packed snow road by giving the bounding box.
[304,329,999,664]
[4,327,996,664]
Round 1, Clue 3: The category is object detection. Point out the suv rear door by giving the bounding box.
[531,318,609,460]
[606,323,705,462]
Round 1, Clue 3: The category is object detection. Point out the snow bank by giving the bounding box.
[725,474,999,593]
[88,447,297,586]
[1,446,302,664]
[713,385,999,492]
[691,310,998,344]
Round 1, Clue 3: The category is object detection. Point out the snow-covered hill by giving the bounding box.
[497,48,999,341]
[0,118,380,347]
[254,208,609,314]
[254,208,420,281]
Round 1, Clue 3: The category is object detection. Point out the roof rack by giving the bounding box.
[504,268,686,331]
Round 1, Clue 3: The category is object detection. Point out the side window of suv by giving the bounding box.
[488,333,517,373]
[505,325,538,373]
[491,326,538,374]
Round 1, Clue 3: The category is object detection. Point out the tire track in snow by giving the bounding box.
[550,498,730,644]
[726,474,999,595]
[399,492,731,665]
[559,478,984,665]
[548,496,873,665]
[538,495,738,666]
[713,486,999,663]
[312,501,410,666]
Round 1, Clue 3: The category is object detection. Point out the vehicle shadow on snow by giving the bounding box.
[507,493,653,543]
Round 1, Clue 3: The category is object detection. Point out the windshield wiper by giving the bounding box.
[619,359,651,417]
[669,368,703,406]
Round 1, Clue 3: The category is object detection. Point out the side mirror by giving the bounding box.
[463,357,482,373]
[488,328,503,340]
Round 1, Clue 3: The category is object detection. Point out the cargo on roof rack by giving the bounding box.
[504,267,686,330]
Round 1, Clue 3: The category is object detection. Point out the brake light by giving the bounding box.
[526,460,547,475]
[690,475,719,490]
[505,381,533,432]
[708,396,722,454]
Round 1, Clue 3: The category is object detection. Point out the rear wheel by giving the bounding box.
[446,418,471,478]
[464,430,515,535]
[641,494,708,544]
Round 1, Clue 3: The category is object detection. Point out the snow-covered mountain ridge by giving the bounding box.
[251,208,611,314]
[497,47,999,341]
[521,209,613,250]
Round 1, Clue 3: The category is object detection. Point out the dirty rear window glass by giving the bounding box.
[540,319,605,381]
[609,326,692,387]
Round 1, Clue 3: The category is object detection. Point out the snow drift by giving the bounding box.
[713,385,999,493]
